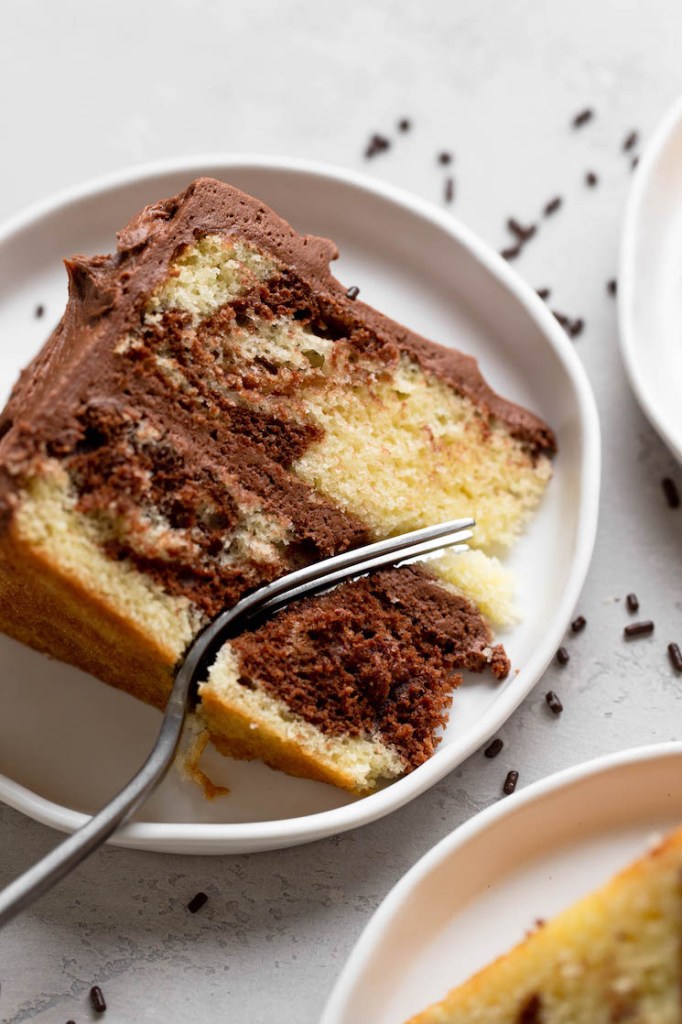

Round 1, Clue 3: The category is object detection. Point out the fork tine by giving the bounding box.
[213,518,475,629]
[256,529,473,617]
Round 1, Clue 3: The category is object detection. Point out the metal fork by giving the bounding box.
[0,517,474,928]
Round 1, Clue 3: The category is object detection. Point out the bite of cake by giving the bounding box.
[0,178,555,793]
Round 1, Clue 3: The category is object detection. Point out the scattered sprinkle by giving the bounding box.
[626,593,639,613]
[346,286,360,301]
[623,130,639,152]
[444,176,455,203]
[585,171,598,187]
[438,151,453,165]
[508,217,536,242]
[544,196,562,216]
[631,155,639,170]
[397,118,411,132]
[668,643,682,673]
[537,288,551,301]
[35,304,45,319]
[552,311,584,338]
[90,986,106,1014]
[571,615,587,633]
[187,891,209,914]
[484,738,504,759]
[503,770,519,795]
[624,620,654,639]
[556,646,570,665]
[572,108,594,128]
[501,243,523,261]
[364,133,390,159]
[662,477,680,509]
[607,279,617,296]
[546,690,564,715]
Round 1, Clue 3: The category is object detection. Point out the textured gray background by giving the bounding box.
[1,1,681,1021]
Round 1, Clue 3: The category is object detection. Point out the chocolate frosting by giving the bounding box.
[0,176,555,526]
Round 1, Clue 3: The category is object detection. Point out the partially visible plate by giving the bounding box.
[321,743,682,1024]
[620,94,682,463]
[0,156,599,854]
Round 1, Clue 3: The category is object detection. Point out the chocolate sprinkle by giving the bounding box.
[585,171,598,187]
[536,288,551,301]
[556,646,570,665]
[571,615,587,633]
[501,243,523,261]
[662,477,680,509]
[398,118,411,132]
[508,218,536,242]
[187,891,209,914]
[518,993,543,1024]
[626,593,639,613]
[572,108,594,128]
[623,130,639,152]
[444,176,455,203]
[438,151,453,165]
[503,770,519,795]
[668,643,682,673]
[624,620,654,638]
[607,279,617,296]
[631,155,639,170]
[544,196,562,216]
[364,133,390,159]
[345,285,360,301]
[553,311,584,337]
[34,304,45,319]
[546,690,563,714]
[484,737,504,759]
[90,986,106,1014]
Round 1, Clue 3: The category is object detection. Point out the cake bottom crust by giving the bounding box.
[0,509,178,711]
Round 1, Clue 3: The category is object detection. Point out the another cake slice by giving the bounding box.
[407,827,682,1023]
[0,178,554,792]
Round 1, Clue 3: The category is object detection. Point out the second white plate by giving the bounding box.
[620,93,682,463]
[0,155,599,853]
[322,743,682,1024]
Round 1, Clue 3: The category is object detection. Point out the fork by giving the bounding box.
[0,517,474,928]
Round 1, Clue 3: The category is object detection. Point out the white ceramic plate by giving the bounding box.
[321,743,682,1024]
[620,94,682,463]
[0,156,599,854]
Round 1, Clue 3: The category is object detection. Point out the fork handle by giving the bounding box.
[0,665,191,929]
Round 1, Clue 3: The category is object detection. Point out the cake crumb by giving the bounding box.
[180,718,230,799]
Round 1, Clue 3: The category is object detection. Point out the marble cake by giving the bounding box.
[0,178,555,792]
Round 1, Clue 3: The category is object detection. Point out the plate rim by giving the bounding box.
[320,740,682,1023]
[619,92,682,463]
[0,153,601,852]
